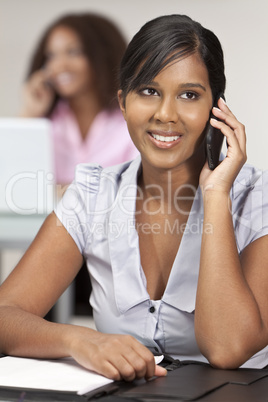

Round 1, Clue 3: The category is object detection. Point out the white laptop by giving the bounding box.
[0,118,55,215]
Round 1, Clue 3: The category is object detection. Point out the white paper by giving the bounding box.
[154,355,164,365]
[0,355,164,395]
[0,356,113,394]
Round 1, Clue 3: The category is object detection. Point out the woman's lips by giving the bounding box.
[53,72,75,88]
[148,131,182,149]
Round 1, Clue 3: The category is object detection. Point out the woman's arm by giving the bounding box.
[0,213,84,357]
[195,99,268,368]
[0,212,166,380]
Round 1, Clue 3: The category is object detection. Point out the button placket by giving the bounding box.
[146,301,162,354]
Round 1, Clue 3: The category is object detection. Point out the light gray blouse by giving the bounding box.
[55,156,268,368]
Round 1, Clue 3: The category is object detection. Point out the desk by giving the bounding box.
[0,362,267,401]
[0,213,73,323]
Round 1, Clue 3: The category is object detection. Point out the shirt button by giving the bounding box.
[149,306,155,313]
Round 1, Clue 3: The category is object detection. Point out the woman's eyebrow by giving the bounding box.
[141,80,159,87]
[140,82,207,92]
[180,83,206,91]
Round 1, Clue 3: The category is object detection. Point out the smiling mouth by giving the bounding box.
[54,73,74,86]
[150,133,181,142]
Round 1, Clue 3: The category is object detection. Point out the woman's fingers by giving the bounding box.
[70,330,167,382]
[210,117,245,152]
[123,345,153,380]
[200,98,247,193]
[210,102,247,160]
[106,335,163,381]
[28,70,53,99]
[213,98,245,137]
[20,70,55,117]
[155,364,168,377]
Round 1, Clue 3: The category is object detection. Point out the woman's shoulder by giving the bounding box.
[75,157,139,184]
[54,157,140,253]
[232,163,267,197]
[231,162,268,251]
[71,156,141,202]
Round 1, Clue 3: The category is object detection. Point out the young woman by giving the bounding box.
[1,14,268,381]
[19,13,138,185]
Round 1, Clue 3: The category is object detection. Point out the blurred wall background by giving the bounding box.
[0,0,267,168]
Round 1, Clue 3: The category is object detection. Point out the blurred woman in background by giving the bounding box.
[20,13,138,185]
[19,13,138,317]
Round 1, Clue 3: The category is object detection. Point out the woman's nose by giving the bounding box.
[154,97,179,124]
[46,53,68,72]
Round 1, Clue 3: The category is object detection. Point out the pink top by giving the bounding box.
[50,101,138,184]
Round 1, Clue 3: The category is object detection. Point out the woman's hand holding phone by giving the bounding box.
[19,69,55,118]
[200,97,247,195]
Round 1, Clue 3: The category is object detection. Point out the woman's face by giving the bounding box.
[118,53,213,172]
[44,26,94,99]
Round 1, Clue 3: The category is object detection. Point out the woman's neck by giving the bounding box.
[138,156,205,215]
[67,92,103,140]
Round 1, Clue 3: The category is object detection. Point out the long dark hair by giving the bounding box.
[27,13,127,114]
[119,14,226,104]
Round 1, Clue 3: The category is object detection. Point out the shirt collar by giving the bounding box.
[108,155,203,314]
[162,186,203,313]
[108,156,149,313]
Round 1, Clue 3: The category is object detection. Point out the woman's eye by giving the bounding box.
[181,91,198,100]
[44,48,83,62]
[140,88,158,96]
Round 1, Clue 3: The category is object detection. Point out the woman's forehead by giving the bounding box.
[142,52,209,87]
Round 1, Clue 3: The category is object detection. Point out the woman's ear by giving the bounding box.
[117,90,126,119]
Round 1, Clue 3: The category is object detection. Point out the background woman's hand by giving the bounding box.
[19,69,55,117]
[67,326,167,381]
[200,97,247,195]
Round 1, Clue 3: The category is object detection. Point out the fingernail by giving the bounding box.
[210,118,218,123]
[220,97,226,105]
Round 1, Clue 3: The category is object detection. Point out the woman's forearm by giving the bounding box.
[0,305,167,381]
[195,191,266,368]
[0,306,77,358]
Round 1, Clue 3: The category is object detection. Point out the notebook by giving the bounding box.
[0,118,55,215]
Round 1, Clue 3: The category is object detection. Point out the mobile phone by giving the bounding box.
[205,93,225,170]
